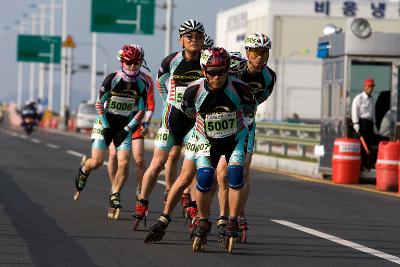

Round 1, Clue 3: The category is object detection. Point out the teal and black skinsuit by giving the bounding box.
[181,76,257,192]
[240,65,276,153]
[154,51,202,151]
[92,71,148,151]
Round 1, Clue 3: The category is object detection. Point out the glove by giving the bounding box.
[140,122,149,136]
[353,123,360,134]
[113,126,130,147]
[103,128,114,147]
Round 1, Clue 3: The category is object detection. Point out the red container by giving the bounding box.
[332,138,361,184]
[375,141,400,191]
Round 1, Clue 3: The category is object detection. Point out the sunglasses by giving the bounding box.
[184,33,204,40]
[205,69,227,77]
[248,49,269,56]
[124,60,141,66]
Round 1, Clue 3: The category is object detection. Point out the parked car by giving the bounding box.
[76,102,96,132]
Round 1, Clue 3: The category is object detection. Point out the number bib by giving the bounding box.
[108,96,136,116]
[91,123,105,140]
[154,128,170,147]
[174,87,186,109]
[197,140,211,157]
[205,112,237,139]
[184,137,198,159]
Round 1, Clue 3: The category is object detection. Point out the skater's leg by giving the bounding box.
[132,138,145,198]
[107,143,118,193]
[164,145,182,191]
[163,159,196,215]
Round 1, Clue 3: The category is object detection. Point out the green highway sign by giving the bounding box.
[17,35,61,63]
[91,0,155,34]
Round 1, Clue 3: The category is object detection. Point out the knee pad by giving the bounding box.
[196,167,215,192]
[227,165,244,189]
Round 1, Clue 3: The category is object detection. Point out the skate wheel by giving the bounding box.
[113,208,120,220]
[240,230,247,244]
[133,219,140,231]
[228,237,234,253]
[192,237,200,252]
[73,191,80,201]
[144,232,154,244]
[157,231,166,242]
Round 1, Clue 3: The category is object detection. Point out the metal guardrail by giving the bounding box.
[148,119,321,159]
[254,122,320,158]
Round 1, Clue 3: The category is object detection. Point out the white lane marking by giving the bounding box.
[157,180,166,186]
[30,138,41,143]
[19,134,28,139]
[46,143,59,149]
[272,220,400,265]
[11,132,18,137]
[66,150,85,158]
[65,150,108,166]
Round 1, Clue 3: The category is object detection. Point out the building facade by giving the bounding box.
[216,0,400,122]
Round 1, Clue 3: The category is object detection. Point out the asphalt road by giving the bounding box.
[1,125,400,267]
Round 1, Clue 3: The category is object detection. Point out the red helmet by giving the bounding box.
[117,44,144,63]
[200,47,230,69]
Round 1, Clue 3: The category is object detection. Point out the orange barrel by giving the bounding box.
[332,138,361,184]
[375,141,400,191]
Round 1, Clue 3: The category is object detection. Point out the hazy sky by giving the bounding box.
[0,0,247,115]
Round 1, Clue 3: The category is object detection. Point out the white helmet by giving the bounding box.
[244,32,272,49]
[229,51,247,76]
[203,34,214,49]
[179,19,205,37]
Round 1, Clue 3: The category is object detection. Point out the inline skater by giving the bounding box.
[183,47,256,252]
[216,33,276,243]
[73,44,149,220]
[133,19,205,230]
[107,63,155,219]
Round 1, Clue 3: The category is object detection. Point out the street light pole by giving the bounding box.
[165,0,173,56]
[38,5,47,102]
[59,0,68,129]
[90,32,97,104]
[28,14,37,102]
[48,0,56,111]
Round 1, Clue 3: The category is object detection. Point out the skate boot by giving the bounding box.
[186,203,199,240]
[216,216,228,248]
[73,156,89,201]
[132,199,149,230]
[180,193,191,218]
[192,219,212,252]
[144,213,171,243]
[225,218,240,253]
[185,201,197,225]
[107,193,122,220]
[238,213,249,243]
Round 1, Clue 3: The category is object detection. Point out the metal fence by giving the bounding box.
[148,119,321,160]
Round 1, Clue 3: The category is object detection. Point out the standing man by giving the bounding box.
[133,19,205,229]
[351,78,377,170]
